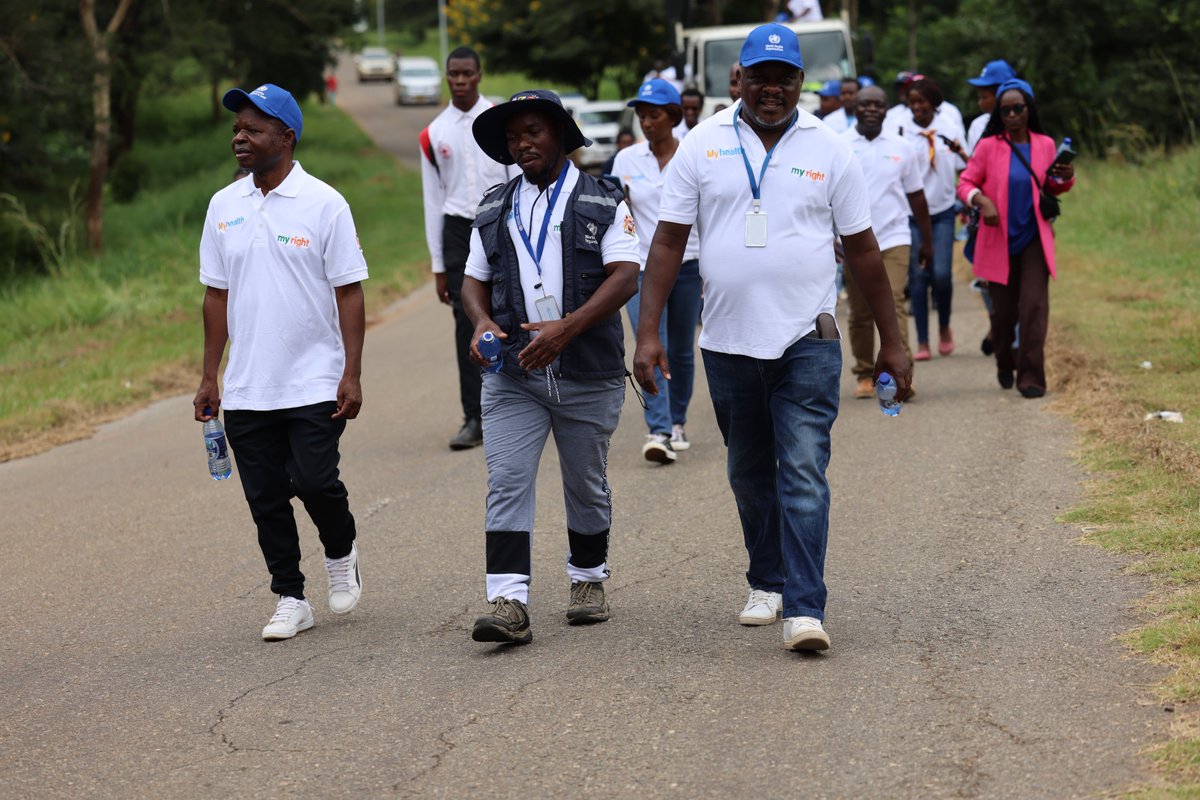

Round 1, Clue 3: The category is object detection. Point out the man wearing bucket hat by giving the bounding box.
[615,78,703,461]
[634,24,910,652]
[965,59,1017,154]
[459,89,641,645]
[194,83,368,640]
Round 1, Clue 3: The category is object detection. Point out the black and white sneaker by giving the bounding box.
[642,433,676,464]
[325,543,362,615]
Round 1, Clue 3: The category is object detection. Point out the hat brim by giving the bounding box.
[472,99,592,166]
[967,76,1001,87]
[739,54,804,69]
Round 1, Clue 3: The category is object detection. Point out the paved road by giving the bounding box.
[333,53,439,171]
[0,75,1165,798]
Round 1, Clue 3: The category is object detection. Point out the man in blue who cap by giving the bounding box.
[966,59,1017,154]
[195,83,369,641]
[635,23,910,653]
[459,89,641,645]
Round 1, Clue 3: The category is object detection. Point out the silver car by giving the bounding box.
[354,47,395,82]
[394,57,441,105]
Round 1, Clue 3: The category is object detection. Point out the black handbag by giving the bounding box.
[1005,136,1061,221]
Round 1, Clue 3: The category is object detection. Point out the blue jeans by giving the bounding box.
[703,335,841,620]
[626,273,671,435]
[908,206,957,344]
[666,259,702,426]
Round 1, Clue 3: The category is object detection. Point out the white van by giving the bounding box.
[681,20,856,117]
[394,57,441,106]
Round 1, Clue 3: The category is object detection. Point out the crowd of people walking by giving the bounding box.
[194,21,1073,654]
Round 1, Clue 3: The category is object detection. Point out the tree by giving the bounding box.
[80,0,137,255]
[448,0,668,99]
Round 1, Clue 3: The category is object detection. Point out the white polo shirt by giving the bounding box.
[422,95,515,273]
[841,126,924,251]
[199,162,369,411]
[659,104,872,359]
[821,107,854,133]
[966,113,989,155]
[611,141,700,268]
[464,162,640,324]
[894,116,966,215]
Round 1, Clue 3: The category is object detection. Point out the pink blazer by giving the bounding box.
[957,133,1075,285]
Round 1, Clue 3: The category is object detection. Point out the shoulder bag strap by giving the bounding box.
[1003,135,1044,194]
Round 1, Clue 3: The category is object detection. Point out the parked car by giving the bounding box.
[394,57,441,105]
[354,47,395,82]
[567,101,626,169]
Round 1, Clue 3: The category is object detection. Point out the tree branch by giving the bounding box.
[105,0,138,35]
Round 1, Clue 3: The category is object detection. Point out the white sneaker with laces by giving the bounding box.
[670,424,690,451]
[738,589,783,626]
[783,616,831,651]
[262,596,314,641]
[325,543,362,615]
[642,433,677,464]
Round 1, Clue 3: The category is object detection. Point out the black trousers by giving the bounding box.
[444,214,482,421]
[224,402,356,600]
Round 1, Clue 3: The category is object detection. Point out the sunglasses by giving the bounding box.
[999,103,1028,117]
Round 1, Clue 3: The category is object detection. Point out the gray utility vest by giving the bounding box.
[472,171,627,381]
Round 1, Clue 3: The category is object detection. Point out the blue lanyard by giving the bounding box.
[513,162,570,281]
[732,103,797,207]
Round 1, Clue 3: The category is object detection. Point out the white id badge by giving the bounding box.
[745,210,767,247]
[535,295,563,322]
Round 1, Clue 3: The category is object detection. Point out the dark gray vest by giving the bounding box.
[472,170,627,381]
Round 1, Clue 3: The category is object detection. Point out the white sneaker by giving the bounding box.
[262,596,314,641]
[325,543,362,615]
[738,589,783,626]
[642,433,677,464]
[670,424,690,451]
[783,616,831,651]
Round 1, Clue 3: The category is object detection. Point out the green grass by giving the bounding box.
[1050,147,1200,792]
[0,84,428,460]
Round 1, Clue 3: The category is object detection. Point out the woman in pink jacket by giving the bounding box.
[958,79,1074,398]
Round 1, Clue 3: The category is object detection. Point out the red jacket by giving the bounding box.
[957,132,1074,284]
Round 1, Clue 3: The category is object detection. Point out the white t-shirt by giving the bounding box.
[966,113,989,155]
[658,105,872,359]
[611,141,700,267]
[886,102,966,140]
[821,107,854,133]
[893,117,966,215]
[464,162,640,324]
[841,127,924,251]
[422,95,515,273]
[199,162,369,411]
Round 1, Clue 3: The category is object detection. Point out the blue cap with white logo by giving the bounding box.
[222,83,304,142]
[627,78,682,108]
[967,59,1017,87]
[739,23,804,69]
[996,77,1035,100]
[817,80,841,97]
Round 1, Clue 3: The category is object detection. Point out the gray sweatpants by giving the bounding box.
[481,368,625,603]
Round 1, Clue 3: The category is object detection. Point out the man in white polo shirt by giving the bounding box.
[634,24,911,652]
[194,83,368,641]
[841,84,933,399]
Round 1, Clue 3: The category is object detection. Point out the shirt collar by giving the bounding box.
[449,95,492,121]
[238,161,306,198]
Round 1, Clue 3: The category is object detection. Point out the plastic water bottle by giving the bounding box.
[478,331,503,374]
[202,408,232,480]
[1052,137,1076,166]
[875,372,902,417]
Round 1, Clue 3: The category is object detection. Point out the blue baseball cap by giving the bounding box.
[628,78,682,108]
[817,80,841,97]
[740,23,803,69]
[222,83,304,142]
[858,75,876,88]
[968,59,1017,87]
[996,78,1035,100]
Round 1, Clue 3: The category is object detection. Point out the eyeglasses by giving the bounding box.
[999,104,1027,117]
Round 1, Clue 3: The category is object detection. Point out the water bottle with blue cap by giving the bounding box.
[478,331,504,374]
[875,373,902,417]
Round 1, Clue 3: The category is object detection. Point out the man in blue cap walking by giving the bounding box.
[194,84,368,641]
[635,24,910,652]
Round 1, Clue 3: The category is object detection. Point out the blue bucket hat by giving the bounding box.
[628,78,682,108]
[817,80,841,98]
[740,23,804,69]
[968,59,1017,87]
[996,78,1035,100]
[222,84,303,142]
[472,89,592,166]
